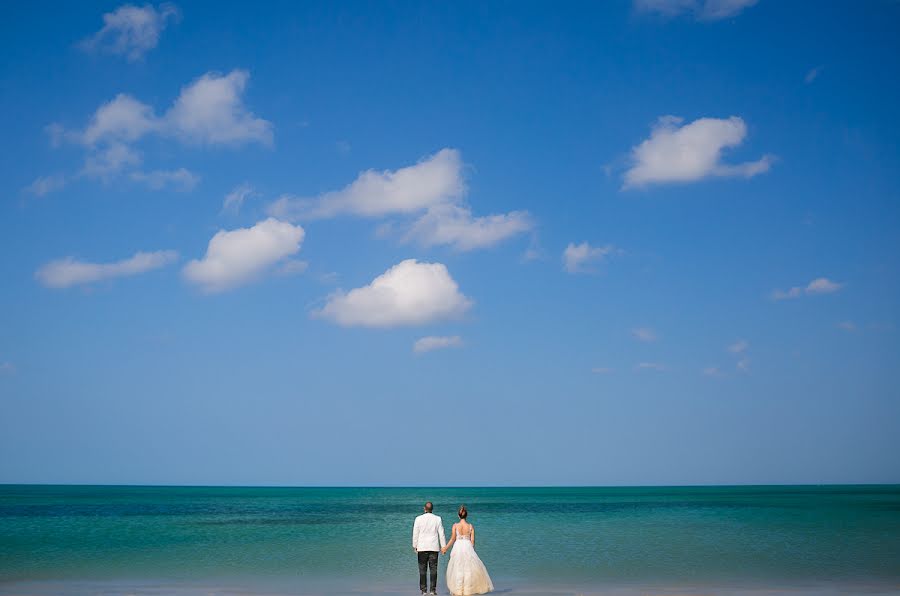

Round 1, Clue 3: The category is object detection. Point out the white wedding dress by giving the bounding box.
[445,526,494,595]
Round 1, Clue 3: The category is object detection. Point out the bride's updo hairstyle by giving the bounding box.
[458,505,468,519]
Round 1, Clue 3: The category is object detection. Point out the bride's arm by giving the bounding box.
[471,525,475,549]
[442,524,457,554]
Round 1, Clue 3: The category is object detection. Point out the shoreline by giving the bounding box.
[2,578,900,596]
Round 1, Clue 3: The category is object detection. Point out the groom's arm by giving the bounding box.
[439,518,447,549]
[412,518,420,552]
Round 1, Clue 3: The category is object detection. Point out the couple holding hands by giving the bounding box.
[412,502,494,596]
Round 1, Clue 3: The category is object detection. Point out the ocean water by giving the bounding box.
[1,485,899,594]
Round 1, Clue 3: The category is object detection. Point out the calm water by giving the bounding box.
[1,485,899,592]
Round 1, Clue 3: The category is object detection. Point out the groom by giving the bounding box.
[412,501,446,595]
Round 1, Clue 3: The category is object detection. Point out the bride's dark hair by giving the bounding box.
[458,505,468,519]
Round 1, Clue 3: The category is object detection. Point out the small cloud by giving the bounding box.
[634,362,667,372]
[36,249,178,289]
[222,183,257,214]
[313,259,472,328]
[0,362,15,376]
[591,367,615,374]
[25,174,66,197]
[806,277,842,294]
[335,140,351,155]
[183,218,304,293]
[727,339,749,353]
[702,366,724,377]
[837,321,858,332]
[130,168,199,191]
[631,327,658,342]
[268,149,465,220]
[805,66,824,84]
[623,115,773,189]
[80,3,181,61]
[413,335,463,354]
[276,259,308,276]
[634,0,758,21]
[772,277,843,301]
[404,204,533,252]
[563,242,617,274]
[736,358,750,372]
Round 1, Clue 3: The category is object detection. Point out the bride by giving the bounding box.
[441,505,494,595]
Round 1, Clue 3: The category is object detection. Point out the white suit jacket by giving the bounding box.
[412,512,447,552]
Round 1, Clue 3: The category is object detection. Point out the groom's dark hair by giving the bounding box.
[424,502,433,512]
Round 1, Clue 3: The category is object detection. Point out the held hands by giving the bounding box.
[440,547,447,555]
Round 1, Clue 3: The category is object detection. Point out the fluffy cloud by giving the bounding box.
[413,335,463,354]
[25,174,66,197]
[268,149,532,251]
[631,327,658,342]
[623,116,773,188]
[313,259,473,328]
[53,70,271,182]
[563,242,616,273]
[36,250,178,288]
[183,218,304,293]
[405,204,533,251]
[635,0,757,20]
[80,3,180,61]
[771,277,843,301]
[165,70,273,146]
[269,149,465,220]
[130,168,199,191]
[222,183,257,213]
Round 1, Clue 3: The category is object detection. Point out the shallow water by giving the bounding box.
[1,485,899,591]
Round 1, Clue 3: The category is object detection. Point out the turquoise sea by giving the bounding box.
[1,485,899,594]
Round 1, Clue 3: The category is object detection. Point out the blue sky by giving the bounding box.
[1,0,898,486]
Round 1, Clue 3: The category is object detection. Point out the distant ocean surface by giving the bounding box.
[2,485,900,594]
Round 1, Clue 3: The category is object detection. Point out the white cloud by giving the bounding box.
[413,335,463,354]
[805,66,824,84]
[82,142,142,180]
[183,218,304,293]
[36,249,178,289]
[727,339,749,353]
[837,321,858,332]
[222,183,257,213]
[313,259,473,328]
[267,149,532,251]
[405,204,533,251]
[53,70,271,181]
[164,70,273,146]
[25,174,66,197]
[631,327,658,342]
[269,149,465,220]
[80,3,180,61]
[635,0,757,20]
[635,362,667,371]
[623,116,773,188]
[563,242,616,274]
[772,277,843,301]
[82,94,158,146]
[737,357,750,372]
[702,366,724,377]
[130,168,199,191]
